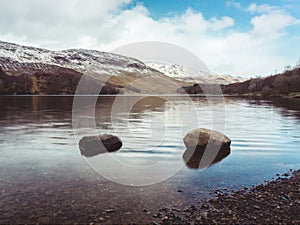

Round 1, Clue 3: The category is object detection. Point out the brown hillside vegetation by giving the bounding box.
[223,68,300,97]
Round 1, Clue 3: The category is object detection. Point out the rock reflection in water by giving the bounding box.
[183,145,231,169]
[130,96,166,114]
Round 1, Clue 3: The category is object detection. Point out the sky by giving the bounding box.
[0,0,300,77]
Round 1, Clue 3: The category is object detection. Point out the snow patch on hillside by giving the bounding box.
[146,61,245,85]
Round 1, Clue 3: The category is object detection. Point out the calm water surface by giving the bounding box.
[0,96,300,223]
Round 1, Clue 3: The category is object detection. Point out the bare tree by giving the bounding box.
[295,59,300,69]
[284,65,292,71]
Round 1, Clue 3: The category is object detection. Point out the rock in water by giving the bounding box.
[79,134,122,157]
[183,128,231,149]
[183,128,231,169]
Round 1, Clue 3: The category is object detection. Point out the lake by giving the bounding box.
[0,96,300,223]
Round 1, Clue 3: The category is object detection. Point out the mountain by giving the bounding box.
[146,62,245,85]
[0,41,185,95]
[223,68,300,98]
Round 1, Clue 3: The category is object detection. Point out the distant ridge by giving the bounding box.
[146,61,245,85]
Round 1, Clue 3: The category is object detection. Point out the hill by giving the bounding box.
[223,68,300,98]
[0,41,185,95]
[146,62,245,85]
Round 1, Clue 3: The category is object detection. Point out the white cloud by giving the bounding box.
[0,0,132,48]
[101,3,299,77]
[0,0,299,77]
[248,3,283,14]
[225,0,242,9]
[251,13,296,38]
[209,16,234,31]
[246,3,300,46]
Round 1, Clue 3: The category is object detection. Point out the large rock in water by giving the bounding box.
[183,128,231,149]
[183,128,231,169]
[79,134,122,157]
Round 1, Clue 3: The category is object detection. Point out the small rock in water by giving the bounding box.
[45,191,52,196]
[162,216,169,221]
[150,221,159,225]
[201,203,209,209]
[79,134,122,157]
[105,209,115,213]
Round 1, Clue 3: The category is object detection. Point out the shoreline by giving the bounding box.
[1,167,299,224]
[1,92,300,98]
[222,92,300,99]
[154,170,300,224]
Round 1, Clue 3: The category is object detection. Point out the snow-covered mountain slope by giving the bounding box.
[146,62,245,85]
[0,41,158,77]
[0,41,184,94]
